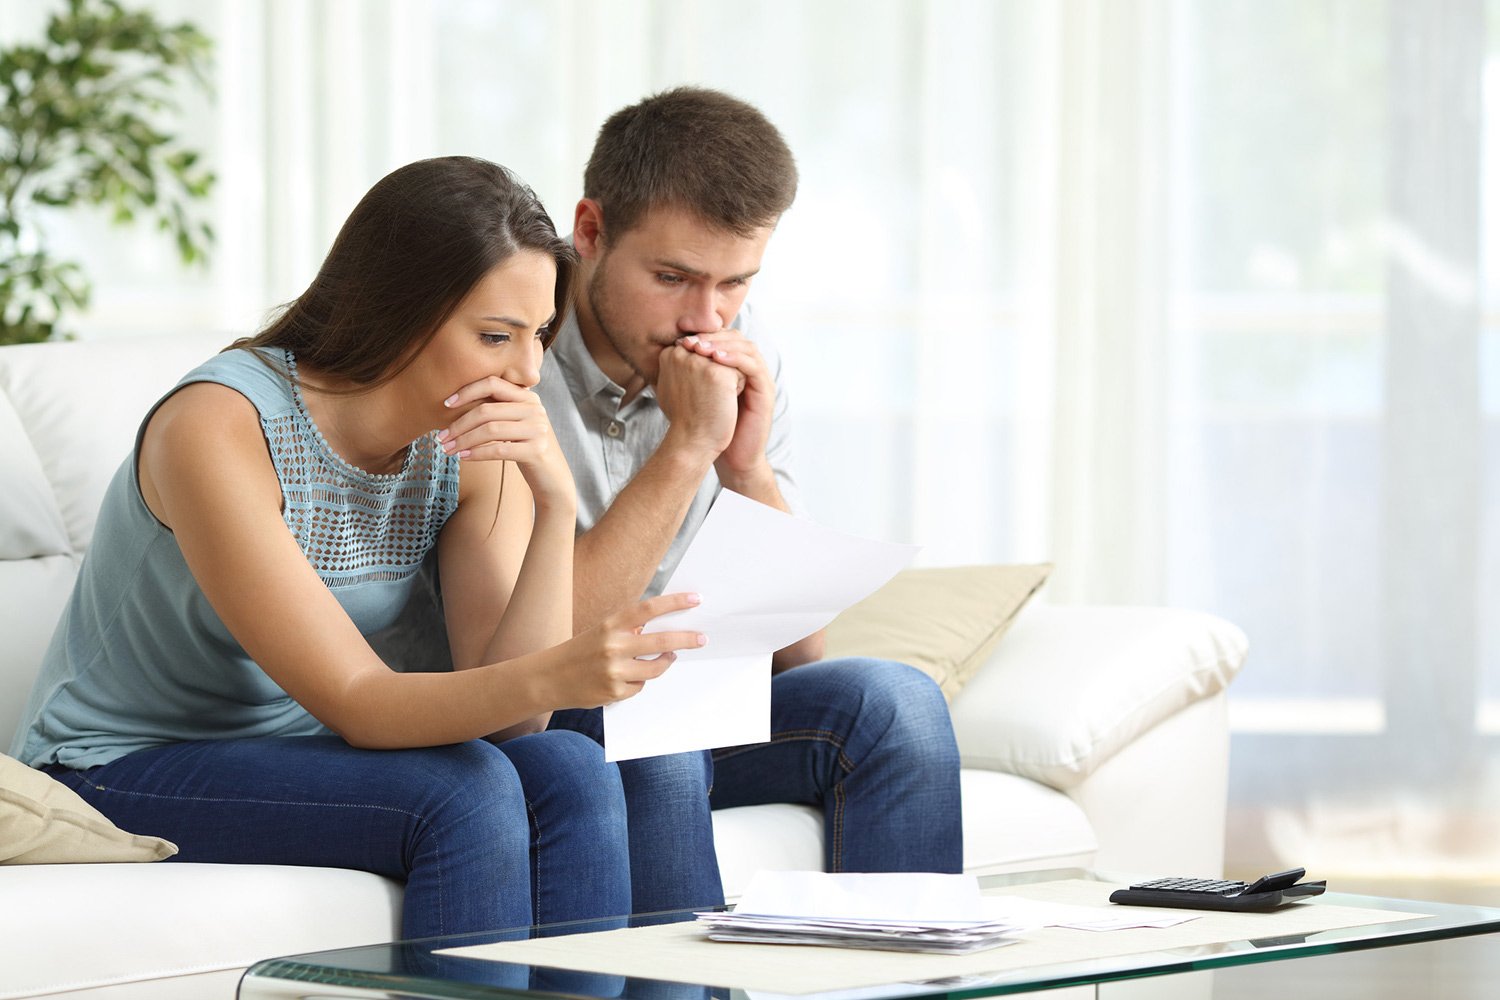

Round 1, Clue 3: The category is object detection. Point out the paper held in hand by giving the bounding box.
[601,490,920,761]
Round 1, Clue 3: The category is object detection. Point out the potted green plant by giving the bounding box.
[0,0,214,345]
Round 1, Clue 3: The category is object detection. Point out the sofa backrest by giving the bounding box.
[0,332,230,750]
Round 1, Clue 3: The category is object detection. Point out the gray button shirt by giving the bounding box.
[538,306,806,598]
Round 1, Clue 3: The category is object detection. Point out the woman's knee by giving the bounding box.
[389,741,530,836]
[497,729,627,822]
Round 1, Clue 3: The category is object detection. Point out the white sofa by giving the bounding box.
[0,333,1248,999]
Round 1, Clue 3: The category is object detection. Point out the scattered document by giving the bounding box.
[603,491,919,761]
[697,871,1025,956]
[695,872,1200,955]
[738,871,990,922]
[696,915,1022,955]
[979,896,1200,931]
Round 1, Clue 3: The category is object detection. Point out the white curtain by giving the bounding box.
[16,0,1500,877]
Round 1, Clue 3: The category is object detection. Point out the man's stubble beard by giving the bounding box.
[586,254,661,386]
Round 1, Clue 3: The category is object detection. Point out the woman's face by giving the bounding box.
[403,250,557,425]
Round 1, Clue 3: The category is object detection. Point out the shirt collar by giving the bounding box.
[549,308,656,407]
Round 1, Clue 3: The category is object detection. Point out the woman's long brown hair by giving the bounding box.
[234,156,575,390]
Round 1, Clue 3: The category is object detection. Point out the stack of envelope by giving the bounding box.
[695,871,1025,955]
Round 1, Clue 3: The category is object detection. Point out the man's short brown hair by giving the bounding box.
[584,86,798,240]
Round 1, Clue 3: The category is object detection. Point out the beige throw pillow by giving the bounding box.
[0,754,177,864]
[824,563,1051,702]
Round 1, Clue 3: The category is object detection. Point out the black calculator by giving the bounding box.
[1108,867,1327,911]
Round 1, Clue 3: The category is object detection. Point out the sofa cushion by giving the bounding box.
[709,768,1095,899]
[957,768,1097,874]
[0,389,71,562]
[824,564,1051,702]
[952,604,1248,788]
[0,862,401,998]
[0,554,76,750]
[0,333,225,554]
[0,754,177,864]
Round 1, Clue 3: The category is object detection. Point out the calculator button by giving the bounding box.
[1131,877,1247,895]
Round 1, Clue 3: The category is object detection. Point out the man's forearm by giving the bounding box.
[573,437,716,630]
[716,458,788,513]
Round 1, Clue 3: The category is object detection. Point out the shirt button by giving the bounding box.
[606,420,623,438]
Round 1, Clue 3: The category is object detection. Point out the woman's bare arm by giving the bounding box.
[437,458,577,737]
[140,383,701,748]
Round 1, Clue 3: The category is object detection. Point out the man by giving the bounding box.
[543,87,963,912]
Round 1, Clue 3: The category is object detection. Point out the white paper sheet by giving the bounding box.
[734,871,988,923]
[978,896,1199,931]
[602,491,920,761]
[724,872,1196,933]
[699,871,1024,954]
[601,653,771,761]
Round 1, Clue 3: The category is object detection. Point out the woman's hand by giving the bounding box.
[440,376,573,508]
[546,592,708,708]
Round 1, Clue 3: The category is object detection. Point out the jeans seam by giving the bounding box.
[832,782,845,871]
[525,797,542,926]
[86,782,427,816]
[84,782,446,935]
[711,728,856,870]
[715,728,857,773]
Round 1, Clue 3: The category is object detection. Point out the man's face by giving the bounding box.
[578,204,774,387]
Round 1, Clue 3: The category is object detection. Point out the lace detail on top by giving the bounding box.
[268,349,460,588]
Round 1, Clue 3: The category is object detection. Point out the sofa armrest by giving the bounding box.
[949,604,1247,790]
[1068,690,1231,875]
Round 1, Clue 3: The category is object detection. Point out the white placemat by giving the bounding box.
[435,879,1428,996]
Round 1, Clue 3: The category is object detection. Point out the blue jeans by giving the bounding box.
[713,658,964,874]
[548,711,724,915]
[44,730,631,940]
[553,657,964,909]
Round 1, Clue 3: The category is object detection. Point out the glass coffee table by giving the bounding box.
[237,869,1500,999]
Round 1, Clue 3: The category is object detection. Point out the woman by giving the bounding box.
[9,157,706,939]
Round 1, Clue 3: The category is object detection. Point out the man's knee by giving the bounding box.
[548,706,605,745]
[815,658,958,763]
[619,749,713,802]
[816,657,946,716]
